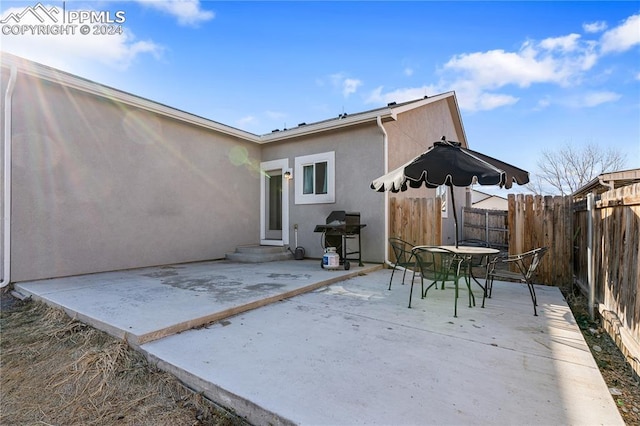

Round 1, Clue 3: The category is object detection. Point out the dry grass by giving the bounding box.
[0,296,247,426]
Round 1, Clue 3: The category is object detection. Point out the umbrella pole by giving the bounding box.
[449,184,459,248]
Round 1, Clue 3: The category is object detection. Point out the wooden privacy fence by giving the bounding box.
[389,197,442,250]
[389,195,572,284]
[573,183,640,376]
[507,194,573,288]
[462,207,508,249]
[389,188,639,375]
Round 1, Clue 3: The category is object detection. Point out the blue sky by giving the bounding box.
[1,1,639,192]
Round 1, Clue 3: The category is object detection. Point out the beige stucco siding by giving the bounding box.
[3,56,469,277]
[385,100,468,245]
[9,73,259,282]
[261,124,386,262]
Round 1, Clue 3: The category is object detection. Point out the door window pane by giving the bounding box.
[268,174,282,230]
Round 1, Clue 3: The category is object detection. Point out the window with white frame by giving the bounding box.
[436,185,448,218]
[295,151,335,204]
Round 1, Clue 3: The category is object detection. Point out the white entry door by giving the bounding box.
[260,159,289,246]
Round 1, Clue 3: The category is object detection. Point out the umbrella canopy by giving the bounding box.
[371,138,529,192]
[371,137,529,246]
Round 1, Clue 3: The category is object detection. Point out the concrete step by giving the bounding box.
[225,245,294,263]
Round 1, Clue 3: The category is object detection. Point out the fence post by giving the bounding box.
[485,210,489,243]
[587,192,595,320]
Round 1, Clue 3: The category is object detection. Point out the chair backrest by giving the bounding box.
[458,239,491,266]
[458,239,490,248]
[524,247,549,281]
[389,237,414,264]
[412,246,460,281]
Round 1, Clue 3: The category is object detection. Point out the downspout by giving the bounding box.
[376,116,392,267]
[1,65,18,288]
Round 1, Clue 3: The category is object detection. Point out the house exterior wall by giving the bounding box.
[0,65,9,283]
[7,71,260,282]
[261,123,386,262]
[473,197,508,210]
[2,56,469,277]
[385,100,468,245]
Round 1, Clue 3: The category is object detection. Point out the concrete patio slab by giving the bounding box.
[15,260,623,425]
[15,260,381,345]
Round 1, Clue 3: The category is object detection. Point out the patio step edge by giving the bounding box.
[234,245,291,254]
[225,248,293,263]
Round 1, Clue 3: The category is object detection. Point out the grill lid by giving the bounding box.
[326,211,360,225]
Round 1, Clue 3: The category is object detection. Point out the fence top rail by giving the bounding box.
[463,206,507,215]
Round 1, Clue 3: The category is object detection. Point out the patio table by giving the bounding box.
[437,245,500,307]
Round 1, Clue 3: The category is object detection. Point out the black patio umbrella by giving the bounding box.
[371,137,529,247]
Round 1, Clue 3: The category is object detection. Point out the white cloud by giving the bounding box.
[328,73,362,97]
[451,81,519,111]
[600,14,640,54]
[342,78,362,97]
[539,34,581,52]
[236,115,256,127]
[432,26,612,111]
[365,13,638,114]
[265,110,287,120]
[581,91,622,107]
[365,85,437,105]
[329,72,345,86]
[474,92,519,110]
[557,91,622,108]
[444,48,556,88]
[0,4,163,73]
[365,86,384,104]
[404,67,414,77]
[135,0,214,27]
[443,36,598,90]
[535,97,551,110]
[583,21,607,33]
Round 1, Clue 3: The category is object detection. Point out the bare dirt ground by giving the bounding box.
[0,288,248,426]
[2,285,639,425]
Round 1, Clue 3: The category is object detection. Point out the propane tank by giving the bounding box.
[322,247,340,270]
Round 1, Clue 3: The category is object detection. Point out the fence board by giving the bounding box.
[573,182,640,376]
[507,194,573,287]
[389,197,442,260]
[462,207,508,248]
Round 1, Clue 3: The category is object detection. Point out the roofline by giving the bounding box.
[256,108,398,144]
[448,92,469,148]
[256,92,459,144]
[572,168,640,198]
[1,52,262,143]
[1,53,466,146]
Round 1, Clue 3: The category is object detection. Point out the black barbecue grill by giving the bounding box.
[314,211,366,270]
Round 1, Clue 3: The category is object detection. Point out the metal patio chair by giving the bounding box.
[485,247,549,316]
[409,246,473,317]
[387,237,416,290]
